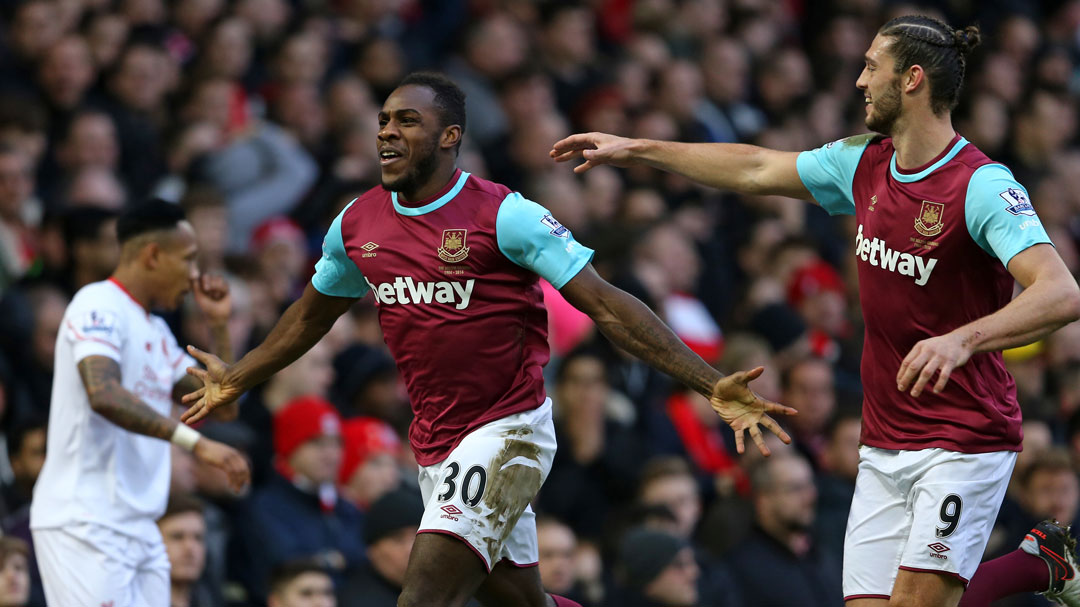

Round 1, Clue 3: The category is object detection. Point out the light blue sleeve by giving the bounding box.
[795,134,875,216]
[965,164,1053,268]
[495,193,595,288]
[311,201,371,298]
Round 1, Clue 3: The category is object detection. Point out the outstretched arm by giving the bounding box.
[559,264,795,455]
[897,244,1080,397]
[181,283,356,423]
[550,132,812,199]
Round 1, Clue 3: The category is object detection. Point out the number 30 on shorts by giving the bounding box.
[936,494,963,538]
[437,462,488,507]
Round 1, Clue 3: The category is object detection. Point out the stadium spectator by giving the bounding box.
[0,145,37,291]
[338,417,402,511]
[247,396,363,596]
[726,452,843,606]
[781,357,838,468]
[538,347,643,540]
[536,515,594,607]
[268,560,335,607]
[240,340,335,486]
[158,493,212,607]
[339,487,423,606]
[2,420,46,516]
[813,410,861,569]
[0,537,30,607]
[612,527,701,607]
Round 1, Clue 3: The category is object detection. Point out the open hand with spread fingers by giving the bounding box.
[710,367,797,456]
[549,132,641,173]
[181,345,243,424]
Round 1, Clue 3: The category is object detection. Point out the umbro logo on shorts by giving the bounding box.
[928,543,950,559]
[440,504,463,522]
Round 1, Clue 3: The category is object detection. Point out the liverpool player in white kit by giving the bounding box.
[553,15,1080,607]
[30,201,250,607]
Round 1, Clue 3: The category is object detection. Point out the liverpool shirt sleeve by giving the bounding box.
[795,134,874,215]
[312,201,371,298]
[64,297,125,364]
[495,192,595,288]
[965,164,1053,268]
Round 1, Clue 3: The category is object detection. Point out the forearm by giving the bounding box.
[224,290,337,391]
[590,289,722,397]
[634,140,806,197]
[80,357,178,441]
[955,280,1080,353]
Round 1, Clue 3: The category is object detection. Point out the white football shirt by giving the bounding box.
[30,279,196,540]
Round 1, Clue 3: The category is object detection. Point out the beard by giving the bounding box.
[865,78,902,135]
[381,135,440,198]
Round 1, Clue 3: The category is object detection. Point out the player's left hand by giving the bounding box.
[710,367,797,456]
[897,332,973,397]
[192,273,231,326]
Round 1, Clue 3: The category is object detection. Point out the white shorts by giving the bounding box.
[33,522,170,607]
[418,398,556,572]
[842,446,1016,600]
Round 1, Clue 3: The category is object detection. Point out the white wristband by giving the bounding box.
[171,424,201,452]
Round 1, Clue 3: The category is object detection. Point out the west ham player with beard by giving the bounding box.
[552,15,1080,607]
[178,72,795,607]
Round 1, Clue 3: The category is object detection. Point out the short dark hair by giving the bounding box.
[268,559,330,596]
[397,71,466,148]
[116,199,186,244]
[878,15,982,115]
[161,492,205,521]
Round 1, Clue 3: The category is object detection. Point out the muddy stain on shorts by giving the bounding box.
[481,427,543,558]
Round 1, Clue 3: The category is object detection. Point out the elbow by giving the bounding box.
[88,396,110,415]
[1062,284,1080,325]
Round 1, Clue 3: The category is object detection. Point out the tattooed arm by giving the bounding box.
[559,264,795,455]
[79,355,179,440]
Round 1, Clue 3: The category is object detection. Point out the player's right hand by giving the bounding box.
[181,345,243,424]
[192,438,250,493]
[709,366,797,456]
[549,132,640,174]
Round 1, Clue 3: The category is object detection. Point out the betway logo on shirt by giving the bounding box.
[364,276,476,310]
[855,224,938,286]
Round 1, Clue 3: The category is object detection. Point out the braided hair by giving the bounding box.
[879,15,982,115]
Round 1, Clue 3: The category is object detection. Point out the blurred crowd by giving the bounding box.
[0,0,1079,605]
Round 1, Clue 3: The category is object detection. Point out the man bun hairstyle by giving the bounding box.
[879,15,982,114]
[116,198,186,244]
[397,71,467,153]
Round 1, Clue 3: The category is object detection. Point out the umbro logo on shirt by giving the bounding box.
[361,242,378,258]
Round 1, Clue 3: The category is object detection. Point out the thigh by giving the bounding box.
[399,532,489,607]
[475,561,549,607]
[889,568,965,607]
[418,400,556,571]
[843,448,911,601]
[33,526,137,607]
[900,450,1016,585]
